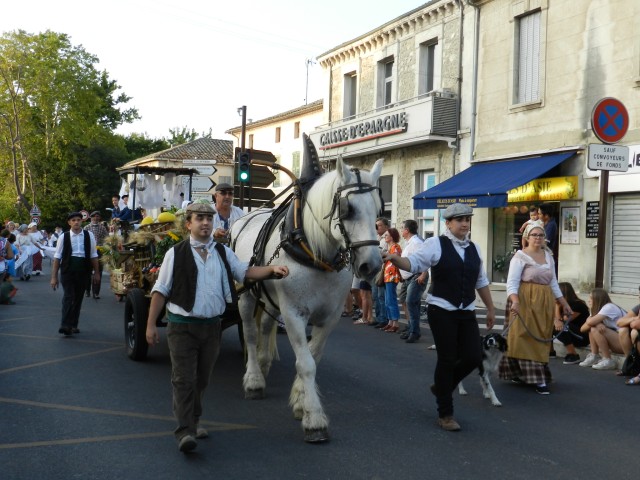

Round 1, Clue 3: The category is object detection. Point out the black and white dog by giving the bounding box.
[458,333,508,407]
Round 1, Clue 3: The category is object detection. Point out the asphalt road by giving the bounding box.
[0,267,636,480]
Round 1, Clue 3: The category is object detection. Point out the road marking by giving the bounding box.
[0,332,121,346]
[0,397,255,450]
[0,346,122,375]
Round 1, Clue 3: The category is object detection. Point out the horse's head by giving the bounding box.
[329,156,384,280]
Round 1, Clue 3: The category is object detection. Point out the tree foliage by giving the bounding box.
[0,30,139,226]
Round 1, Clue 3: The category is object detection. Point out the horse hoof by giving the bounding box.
[304,428,330,443]
[245,388,265,400]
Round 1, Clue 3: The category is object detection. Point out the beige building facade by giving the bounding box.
[309,0,464,233]
[464,0,640,300]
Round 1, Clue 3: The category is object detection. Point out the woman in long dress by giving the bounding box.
[499,224,572,394]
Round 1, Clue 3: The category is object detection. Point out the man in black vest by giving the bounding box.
[384,203,496,432]
[50,212,100,336]
[145,201,289,453]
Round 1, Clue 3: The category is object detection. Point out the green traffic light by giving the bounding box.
[240,171,249,181]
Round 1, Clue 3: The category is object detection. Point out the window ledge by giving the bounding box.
[634,76,640,87]
[509,100,543,113]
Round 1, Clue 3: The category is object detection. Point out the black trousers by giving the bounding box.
[61,269,89,329]
[427,304,482,418]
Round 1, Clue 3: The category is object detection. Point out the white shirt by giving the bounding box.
[597,303,626,331]
[53,230,98,259]
[152,238,249,319]
[400,234,423,280]
[213,205,245,231]
[407,236,490,311]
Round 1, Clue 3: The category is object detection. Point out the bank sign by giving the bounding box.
[318,112,408,149]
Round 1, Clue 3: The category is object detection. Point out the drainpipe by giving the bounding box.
[467,0,480,163]
[452,0,465,176]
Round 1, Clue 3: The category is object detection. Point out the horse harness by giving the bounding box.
[233,167,382,311]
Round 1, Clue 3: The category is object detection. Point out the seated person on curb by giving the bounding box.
[579,288,626,370]
[616,285,640,359]
[554,282,590,365]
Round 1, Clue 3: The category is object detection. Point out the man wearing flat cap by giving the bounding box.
[84,211,109,299]
[146,200,289,453]
[51,212,100,336]
[212,183,245,243]
[384,202,496,432]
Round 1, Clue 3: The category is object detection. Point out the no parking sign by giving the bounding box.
[591,97,629,144]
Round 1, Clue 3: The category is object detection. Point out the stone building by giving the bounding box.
[309,0,463,234]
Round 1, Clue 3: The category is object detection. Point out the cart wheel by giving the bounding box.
[125,288,149,361]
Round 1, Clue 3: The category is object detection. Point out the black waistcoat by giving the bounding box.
[170,240,237,313]
[431,236,481,309]
[61,231,91,274]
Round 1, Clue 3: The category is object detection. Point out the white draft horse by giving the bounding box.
[230,154,383,443]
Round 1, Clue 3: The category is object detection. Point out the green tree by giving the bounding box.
[168,126,211,146]
[0,29,139,223]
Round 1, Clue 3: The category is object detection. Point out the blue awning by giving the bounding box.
[413,151,576,209]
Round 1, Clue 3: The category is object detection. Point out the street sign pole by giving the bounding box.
[595,170,608,288]
[590,97,630,288]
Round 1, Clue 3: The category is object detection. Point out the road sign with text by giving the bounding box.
[587,144,629,172]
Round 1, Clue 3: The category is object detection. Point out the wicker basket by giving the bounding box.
[110,270,140,295]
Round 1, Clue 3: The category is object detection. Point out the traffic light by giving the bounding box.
[237,152,250,183]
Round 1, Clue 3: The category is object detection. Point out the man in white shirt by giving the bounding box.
[50,212,100,336]
[145,202,289,453]
[398,220,428,343]
[212,183,245,243]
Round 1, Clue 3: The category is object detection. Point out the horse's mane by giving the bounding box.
[301,169,342,260]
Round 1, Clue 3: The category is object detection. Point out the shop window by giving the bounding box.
[491,204,537,282]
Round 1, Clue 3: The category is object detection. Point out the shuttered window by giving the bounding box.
[516,11,540,104]
[610,194,640,294]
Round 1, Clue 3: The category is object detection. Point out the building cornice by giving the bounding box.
[226,99,323,134]
[316,0,460,68]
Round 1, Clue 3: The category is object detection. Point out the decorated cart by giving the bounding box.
[107,163,242,361]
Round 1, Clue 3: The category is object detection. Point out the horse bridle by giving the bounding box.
[324,168,383,267]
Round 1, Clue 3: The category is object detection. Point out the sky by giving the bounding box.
[2,0,426,140]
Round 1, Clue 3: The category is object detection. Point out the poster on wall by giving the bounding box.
[561,207,580,244]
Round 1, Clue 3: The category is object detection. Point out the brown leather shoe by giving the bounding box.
[437,416,461,432]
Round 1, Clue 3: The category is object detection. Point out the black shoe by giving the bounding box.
[58,326,72,336]
[400,327,409,333]
[374,323,388,329]
[563,353,581,365]
[400,332,410,340]
[85,292,91,297]
[405,334,421,344]
[535,385,550,395]
[511,377,525,385]
[25,274,31,281]
[72,328,80,334]
[93,294,100,299]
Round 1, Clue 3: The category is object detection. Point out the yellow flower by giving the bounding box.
[167,231,179,241]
